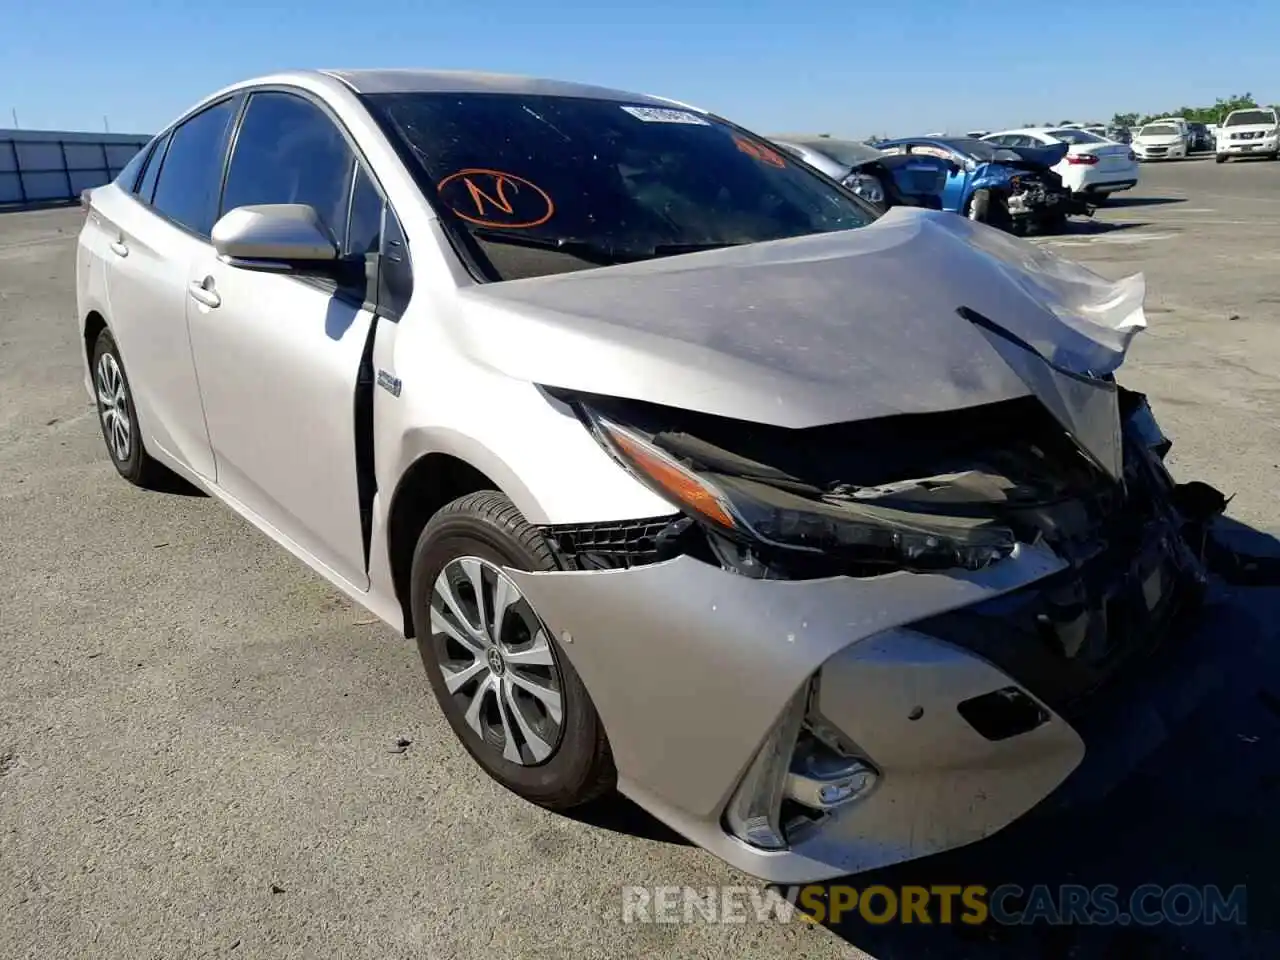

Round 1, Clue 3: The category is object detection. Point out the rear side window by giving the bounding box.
[151,98,238,237]
[220,91,355,244]
[136,131,170,203]
[113,142,152,193]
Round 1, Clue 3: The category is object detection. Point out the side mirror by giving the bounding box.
[211,203,339,272]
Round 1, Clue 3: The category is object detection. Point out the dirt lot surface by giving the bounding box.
[2,157,1278,959]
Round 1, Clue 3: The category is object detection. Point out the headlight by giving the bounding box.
[841,171,885,205]
[584,410,1017,573]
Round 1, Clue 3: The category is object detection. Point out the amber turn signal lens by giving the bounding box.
[604,425,737,530]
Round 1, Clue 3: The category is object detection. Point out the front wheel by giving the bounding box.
[91,329,164,487]
[409,491,615,810]
[1215,154,1228,164]
[966,188,992,223]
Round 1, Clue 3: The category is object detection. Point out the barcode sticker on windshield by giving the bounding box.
[620,106,710,125]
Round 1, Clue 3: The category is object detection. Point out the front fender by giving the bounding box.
[970,162,1018,192]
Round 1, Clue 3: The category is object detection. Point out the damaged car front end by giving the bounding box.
[452,208,1224,882]
[513,381,1215,880]
[365,83,1228,883]
[876,137,1087,234]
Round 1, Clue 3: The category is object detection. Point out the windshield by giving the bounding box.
[365,92,876,281]
[1139,124,1178,137]
[792,138,883,167]
[1224,110,1277,126]
[1048,128,1106,144]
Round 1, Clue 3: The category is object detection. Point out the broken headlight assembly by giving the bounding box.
[581,407,1017,575]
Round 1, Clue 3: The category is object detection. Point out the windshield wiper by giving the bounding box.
[470,228,744,264]
[469,228,639,265]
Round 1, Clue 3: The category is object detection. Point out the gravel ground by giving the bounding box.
[2,156,1278,959]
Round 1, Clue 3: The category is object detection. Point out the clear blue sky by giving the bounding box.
[3,0,1277,137]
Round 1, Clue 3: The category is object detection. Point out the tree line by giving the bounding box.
[1109,93,1275,129]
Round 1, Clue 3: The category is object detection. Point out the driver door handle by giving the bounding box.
[109,240,129,258]
[188,278,221,309]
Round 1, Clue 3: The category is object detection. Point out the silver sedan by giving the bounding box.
[77,69,1220,882]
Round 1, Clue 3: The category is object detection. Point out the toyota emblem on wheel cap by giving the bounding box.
[486,647,506,676]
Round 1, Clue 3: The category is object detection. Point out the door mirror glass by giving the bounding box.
[211,203,338,269]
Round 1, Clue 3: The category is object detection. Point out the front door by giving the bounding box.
[185,89,386,590]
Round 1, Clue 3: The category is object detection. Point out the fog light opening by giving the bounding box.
[723,685,808,851]
[785,732,880,813]
[724,683,881,851]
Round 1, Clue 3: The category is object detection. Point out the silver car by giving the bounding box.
[768,135,890,204]
[77,69,1218,883]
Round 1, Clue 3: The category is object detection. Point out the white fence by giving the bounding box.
[0,129,150,206]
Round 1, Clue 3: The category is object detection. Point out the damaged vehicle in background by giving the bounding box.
[873,135,1084,234]
[78,69,1242,884]
[768,135,952,212]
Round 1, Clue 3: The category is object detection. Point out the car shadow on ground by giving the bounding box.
[799,517,1280,959]
[147,464,208,497]
[1055,219,1151,236]
[563,794,692,846]
[1099,196,1185,208]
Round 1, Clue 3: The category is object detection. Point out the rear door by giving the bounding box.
[185,89,386,589]
[100,98,240,479]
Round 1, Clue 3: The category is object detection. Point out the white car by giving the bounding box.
[1215,107,1280,162]
[981,127,1139,202]
[1131,122,1189,161]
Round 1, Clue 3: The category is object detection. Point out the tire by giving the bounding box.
[1215,154,1227,164]
[409,490,615,810]
[966,189,992,223]
[90,328,164,487]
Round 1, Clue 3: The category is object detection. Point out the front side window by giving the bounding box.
[346,165,384,258]
[220,91,355,243]
[150,98,238,237]
[365,92,876,281]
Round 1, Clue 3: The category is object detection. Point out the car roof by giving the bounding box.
[318,68,679,106]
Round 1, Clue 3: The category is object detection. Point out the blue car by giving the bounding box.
[769,135,956,212]
[874,136,1081,233]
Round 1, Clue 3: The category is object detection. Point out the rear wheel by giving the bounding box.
[91,329,164,487]
[409,491,615,810]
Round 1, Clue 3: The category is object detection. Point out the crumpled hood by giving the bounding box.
[451,207,1147,474]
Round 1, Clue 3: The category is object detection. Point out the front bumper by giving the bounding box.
[507,501,1204,881]
[1134,145,1186,160]
[1219,137,1278,155]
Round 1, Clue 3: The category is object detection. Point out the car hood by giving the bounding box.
[1135,135,1182,145]
[1222,123,1278,135]
[451,208,1148,476]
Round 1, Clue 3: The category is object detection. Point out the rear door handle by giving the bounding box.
[109,240,129,258]
[188,279,221,309]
